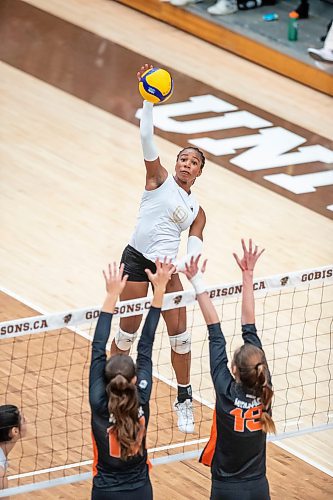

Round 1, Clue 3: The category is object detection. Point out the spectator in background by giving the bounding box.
[207,0,238,15]
[294,0,310,18]
[169,0,277,16]
[308,20,333,63]
[169,0,312,17]
[170,0,204,6]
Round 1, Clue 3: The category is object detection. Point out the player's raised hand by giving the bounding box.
[182,255,207,281]
[146,258,175,309]
[233,238,265,273]
[137,63,153,81]
[103,262,128,297]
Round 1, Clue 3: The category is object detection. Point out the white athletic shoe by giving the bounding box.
[174,399,195,433]
[207,0,238,15]
[170,0,202,6]
[308,47,333,64]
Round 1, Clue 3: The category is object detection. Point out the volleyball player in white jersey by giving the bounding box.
[110,64,206,433]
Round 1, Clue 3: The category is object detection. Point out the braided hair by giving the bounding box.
[177,147,205,169]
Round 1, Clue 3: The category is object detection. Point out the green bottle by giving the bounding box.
[288,12,299,41]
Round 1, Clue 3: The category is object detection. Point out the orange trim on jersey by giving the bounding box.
[109,428,121,458]
[200,408,217,467]
[108,416,147,459]
[147,458,152,471]
[91,431,99,477]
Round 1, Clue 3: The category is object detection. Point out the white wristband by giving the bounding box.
[190,273,206,295]
[176,236,203,272]
[187,235,203,257]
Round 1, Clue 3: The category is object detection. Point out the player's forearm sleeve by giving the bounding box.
[187,235,203,256]
[136,307,161,405]
[208,323,233,395]
[241,323,262,349]
[91,312,113,358]
[140,100,159,161]
[176,236,203,272]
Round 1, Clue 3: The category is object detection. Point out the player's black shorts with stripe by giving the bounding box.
[121,245,156,282]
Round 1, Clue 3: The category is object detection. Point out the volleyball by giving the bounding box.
[139,67,173,104]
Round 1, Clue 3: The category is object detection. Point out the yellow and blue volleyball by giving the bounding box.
[139,67,173,104]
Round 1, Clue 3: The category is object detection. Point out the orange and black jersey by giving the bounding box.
[200,323,272,482]
[89,307,161,492]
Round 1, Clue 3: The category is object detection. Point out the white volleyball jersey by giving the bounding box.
[0,446,8,472]
[129,175,199,262]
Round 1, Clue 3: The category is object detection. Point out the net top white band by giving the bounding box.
[0,265,332,339]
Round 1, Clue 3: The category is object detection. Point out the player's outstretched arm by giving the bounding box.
[89,263,128,413]
[182,256,234,393]
[138,257,176,356]
[182,255,218,325]
[137,64,168,190]
[189,207,206,242]
[176,207,206,272]
[145,258,175,309]
[136,259,175,404]
[101,262,128,314]
[138,258,175,354]
[233,238,264,325]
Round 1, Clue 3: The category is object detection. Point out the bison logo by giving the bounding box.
[280,276,289,286]
[173,295,182,305]
[63,314,72,324]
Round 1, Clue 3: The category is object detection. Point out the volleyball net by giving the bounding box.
[0,265,332,496]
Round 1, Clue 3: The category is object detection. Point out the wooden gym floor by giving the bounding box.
[0,0,332,498]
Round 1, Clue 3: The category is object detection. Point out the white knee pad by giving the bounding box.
[115,328,138,351]
[169,331,191,355]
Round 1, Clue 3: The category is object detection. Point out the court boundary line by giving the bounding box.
[274,441,333,478]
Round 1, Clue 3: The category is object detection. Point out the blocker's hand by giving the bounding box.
[233,238,265,273]
[145,257,175,290]
[102,262,128,297]
[182,255,207,282]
